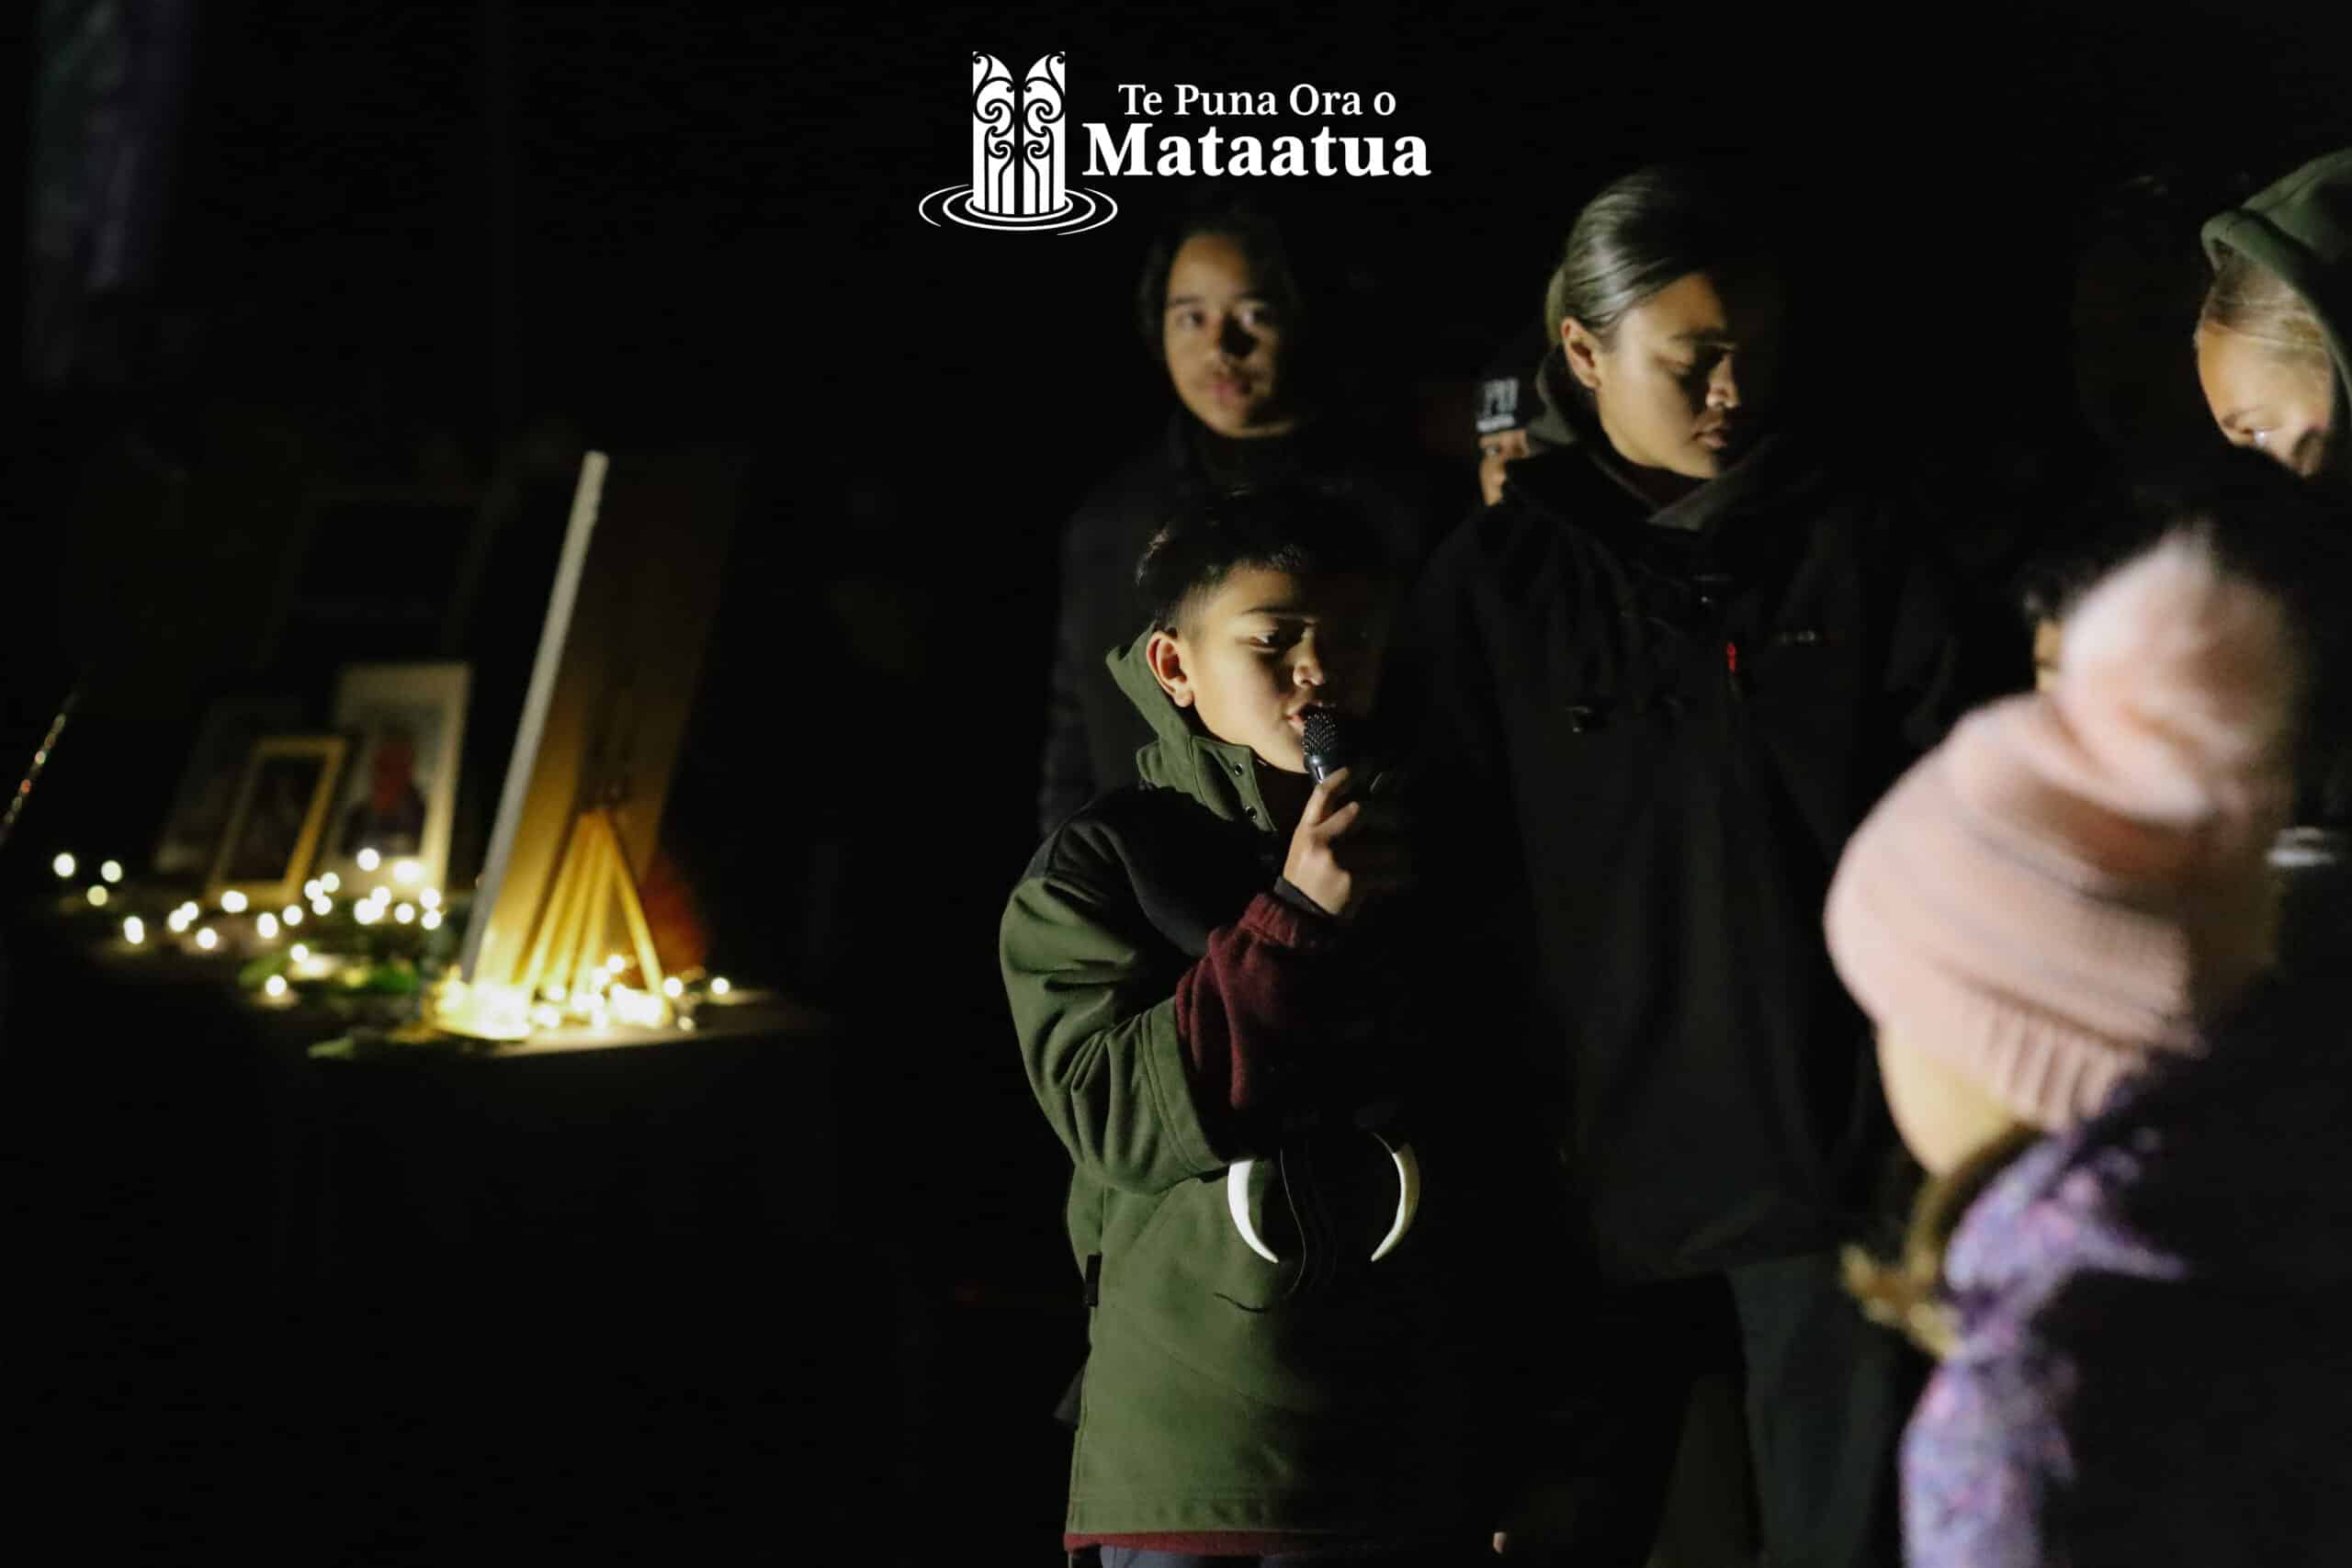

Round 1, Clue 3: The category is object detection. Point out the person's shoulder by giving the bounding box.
[1428,453,1614,571]
[1019,783,1215,897]
[1947,1111,2186,1334]
[1500,443,1630,522]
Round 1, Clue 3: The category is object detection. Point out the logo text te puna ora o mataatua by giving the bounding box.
[921,56,1430,237]
[1087,82,1430,178]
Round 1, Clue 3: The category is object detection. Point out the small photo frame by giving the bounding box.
[206,736,350,908]
[321,662,470,897]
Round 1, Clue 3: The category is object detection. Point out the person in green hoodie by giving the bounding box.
[1001,483,1552,1565]
[2197,149,2352,489]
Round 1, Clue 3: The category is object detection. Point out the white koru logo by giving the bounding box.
[918,51,1118,233]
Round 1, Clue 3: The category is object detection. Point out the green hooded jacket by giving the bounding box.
[999,633,1486,1543]
[2203,149,2352,473]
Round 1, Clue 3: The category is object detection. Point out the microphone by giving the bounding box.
[1303,705,1408,804]
[1301,705,1350,784]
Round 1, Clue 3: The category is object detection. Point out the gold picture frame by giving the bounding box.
[205,736,351,909]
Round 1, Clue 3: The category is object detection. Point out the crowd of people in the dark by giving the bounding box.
[1005,151,2352,1566]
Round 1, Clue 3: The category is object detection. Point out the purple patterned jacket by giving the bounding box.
[1902,978,2352,1565]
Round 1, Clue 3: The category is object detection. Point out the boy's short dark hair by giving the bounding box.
[1134,484,1391,635]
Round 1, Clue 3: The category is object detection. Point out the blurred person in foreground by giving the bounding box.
[1830,531,2352,1565]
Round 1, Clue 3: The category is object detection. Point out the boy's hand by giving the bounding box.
[1282,766,1412,919]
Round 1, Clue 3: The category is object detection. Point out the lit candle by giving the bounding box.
[196,928,220,952]
[51,852,76,880]
[122,917,145,945]
[356,849,381,873]
[220,891,248,914]
[256,913,280,940]
[99,860,123,885]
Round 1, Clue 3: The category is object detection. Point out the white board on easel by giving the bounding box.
[452,446,744,998]
[457,450,607,984]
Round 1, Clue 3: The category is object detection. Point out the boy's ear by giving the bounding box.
[1561,317,1604,391]
[1145,628,1195,707]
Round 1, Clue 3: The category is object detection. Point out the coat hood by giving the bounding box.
[1515,339,1833,540]
[2202,150,2352,464]
[1522,342,1588,457]
[1105,629,1275,830]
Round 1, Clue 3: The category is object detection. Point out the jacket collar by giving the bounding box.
[1508,350,1822,568]
[1106,627,1276,831]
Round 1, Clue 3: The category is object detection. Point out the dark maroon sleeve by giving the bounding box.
[1171,891,1342,1155]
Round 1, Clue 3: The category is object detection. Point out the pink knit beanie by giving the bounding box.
[1824,533,2301,1129]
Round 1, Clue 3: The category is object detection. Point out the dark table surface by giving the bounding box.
[0,908,925,1562]
[2,900,1091,1563]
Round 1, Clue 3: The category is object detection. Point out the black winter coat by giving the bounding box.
[1394,423,1968,1283]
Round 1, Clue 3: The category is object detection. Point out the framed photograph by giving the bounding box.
[152,694,305,877]
[206,737,350,908]
[320,662,470,897]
